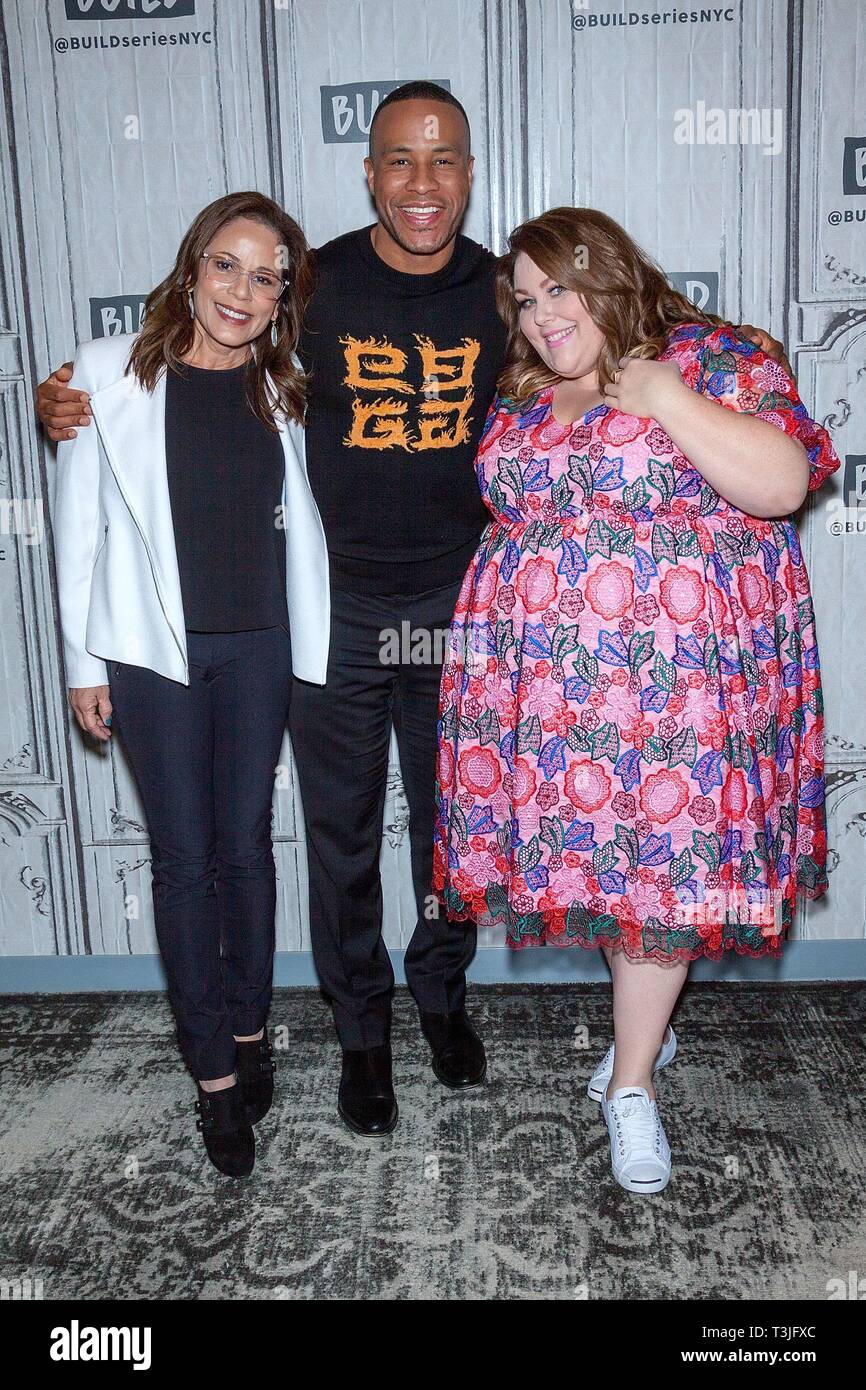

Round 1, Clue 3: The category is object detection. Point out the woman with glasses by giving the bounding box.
[51,192,329,1178]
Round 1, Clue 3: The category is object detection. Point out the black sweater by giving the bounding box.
[298,225,508,595]
[164,361,287,632]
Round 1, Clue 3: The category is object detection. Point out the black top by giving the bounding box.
[297,225,508,595]
[164,361,287,632]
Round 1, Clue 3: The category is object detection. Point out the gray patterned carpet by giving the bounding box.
[0,982,864,1300]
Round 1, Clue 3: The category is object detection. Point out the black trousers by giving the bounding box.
[108,625,293,1080]
[289,580,478,1049]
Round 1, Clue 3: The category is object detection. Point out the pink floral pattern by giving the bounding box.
[433,324,841,960]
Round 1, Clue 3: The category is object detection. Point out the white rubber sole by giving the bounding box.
[608,1157,671,1195]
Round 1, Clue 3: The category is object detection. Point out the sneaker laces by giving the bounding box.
[613,1091,661,1157]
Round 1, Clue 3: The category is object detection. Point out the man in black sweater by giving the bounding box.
[291,85,503,1134]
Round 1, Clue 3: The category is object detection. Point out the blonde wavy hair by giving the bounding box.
[495,206,725,403]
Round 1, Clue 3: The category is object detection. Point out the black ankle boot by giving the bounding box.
[235,1032,276,1124]
[338,1043,398,1136]
[419,1008,487,1088]
[194,1082,255,1177]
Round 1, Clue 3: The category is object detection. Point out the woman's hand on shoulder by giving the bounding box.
[69,686,113,742]
[602,357,687,420]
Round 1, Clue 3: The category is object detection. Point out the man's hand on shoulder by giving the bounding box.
[37,361,90,442]
[734,324,795,384]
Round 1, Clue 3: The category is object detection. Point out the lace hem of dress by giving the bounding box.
[433,880,826,963]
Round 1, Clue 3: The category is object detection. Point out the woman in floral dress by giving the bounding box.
[433,207,840,1194]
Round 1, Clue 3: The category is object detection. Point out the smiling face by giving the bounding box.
[512,251,606,381]
[188,216,283,362]
[364,99,473,265]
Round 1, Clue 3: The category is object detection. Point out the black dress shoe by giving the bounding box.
[194,1082,255,1178]
[419,1008,487,1088]
[235,1032,276,1124]
[337,1043,398,1136]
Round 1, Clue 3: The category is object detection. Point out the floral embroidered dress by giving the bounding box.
[432,323,840,960]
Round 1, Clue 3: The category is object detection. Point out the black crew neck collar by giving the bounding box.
[177,358,250,375]
[353,223,467,293]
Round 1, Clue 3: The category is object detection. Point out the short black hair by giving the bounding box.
[368,81,471,157]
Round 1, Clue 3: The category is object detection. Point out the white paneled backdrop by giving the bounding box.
[0,0,863,965]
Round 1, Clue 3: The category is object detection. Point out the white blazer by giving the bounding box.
[52,333,330,688]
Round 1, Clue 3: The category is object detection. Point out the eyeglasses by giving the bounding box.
[200,252,286,302]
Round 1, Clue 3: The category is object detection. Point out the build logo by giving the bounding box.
[842,138,866,196]
[64,1,195,19]
[843,456,866,510]
[667,272,719,316]
[321,79,451,144]
[89,296,147,339]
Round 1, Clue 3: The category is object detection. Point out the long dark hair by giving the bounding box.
[496,206,724,402]
[126,191,314,428]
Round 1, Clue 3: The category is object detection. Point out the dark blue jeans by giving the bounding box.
[108,625,293,1080]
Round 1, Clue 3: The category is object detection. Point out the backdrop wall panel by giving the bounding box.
[0,0,863,966]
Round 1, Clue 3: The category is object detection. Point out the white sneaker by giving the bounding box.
[601,1086,672,1193]
[586,1024,677,1103]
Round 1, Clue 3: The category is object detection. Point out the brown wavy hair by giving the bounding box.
[126,192,314,428]
[495,206,725,403]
